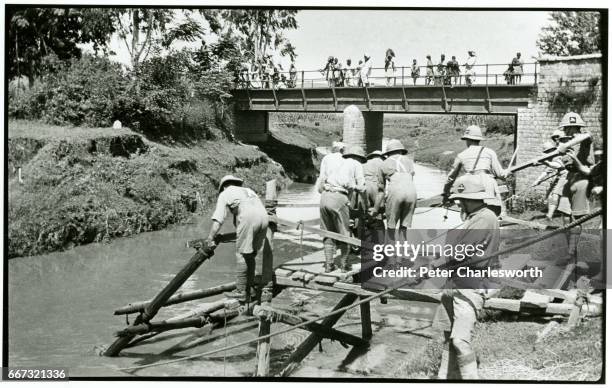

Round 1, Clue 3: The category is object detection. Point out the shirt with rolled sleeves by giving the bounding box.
[211,185,265,224]
[317,152,344,193]
[319,156,366,194]
[444,145,505,194]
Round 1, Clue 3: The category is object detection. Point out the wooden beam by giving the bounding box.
[278,293,358,377]
[254,305,367,348]
[114,282,236,315]
[359,297,372,340]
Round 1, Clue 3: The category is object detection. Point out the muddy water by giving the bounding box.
[8,163,454,378]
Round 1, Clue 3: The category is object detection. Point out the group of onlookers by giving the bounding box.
[239,61,298,89]
[238,50,526,89]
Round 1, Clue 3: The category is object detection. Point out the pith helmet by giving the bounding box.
[384,139,408,155]
[558,112,586,128]
[461,125,484,141]
[542,140,557,153]
[367,150,383,159]
[218,175,243,192]
[342,145,367,162]
[450,175,493,200]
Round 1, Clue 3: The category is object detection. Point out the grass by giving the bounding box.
[394,316,602,381]
[8,119,289,258]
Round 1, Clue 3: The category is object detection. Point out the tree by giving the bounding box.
[8,7,114,84]
[110,8,204,70]
[201,9,298,69]
[537,11,602,56]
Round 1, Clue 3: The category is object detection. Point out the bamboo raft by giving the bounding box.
[105,181,602,376]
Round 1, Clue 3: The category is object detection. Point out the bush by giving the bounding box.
[8,51,235,141]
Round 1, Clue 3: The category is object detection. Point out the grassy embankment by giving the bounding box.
[8,119,288,258]
[394,316,602,381]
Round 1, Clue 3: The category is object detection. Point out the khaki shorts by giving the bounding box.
[385,183,417,228]
[236,209,269,255]
[320,191,350,236]
[563,175,590,217]
[439,289,484,343]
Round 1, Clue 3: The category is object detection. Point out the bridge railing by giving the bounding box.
[235,62,538,90]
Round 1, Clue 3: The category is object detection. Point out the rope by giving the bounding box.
[117,208,601,374]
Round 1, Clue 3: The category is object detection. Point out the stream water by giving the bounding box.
[8,163,457,377]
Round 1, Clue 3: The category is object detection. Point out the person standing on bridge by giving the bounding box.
[288,63,297,88]
[511,52,524,84]
[205,175,269,303]
[411,59,420,85]
[426,55,434,85]
[448,56,460,86]
[464,50,477,86]
[435,54,446,86]
[381,139,417,242]
[344,59,354,87]
[317,144,367,272]
[443,125,508,216]
[435,174,500,380]
[361,54,373,87]
[385,53,396,86]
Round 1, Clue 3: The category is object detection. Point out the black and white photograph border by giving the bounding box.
[1,0,609,385]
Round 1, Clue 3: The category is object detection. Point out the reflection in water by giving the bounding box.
[8,163,454,376]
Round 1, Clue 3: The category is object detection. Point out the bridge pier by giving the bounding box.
[343,106,383,153]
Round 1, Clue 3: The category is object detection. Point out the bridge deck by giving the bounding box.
[233,84,535,114]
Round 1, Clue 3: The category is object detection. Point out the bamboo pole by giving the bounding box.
[278,293,358,377]
[114,282,236,315]
[115,300,251,338]
[105,248,217,356]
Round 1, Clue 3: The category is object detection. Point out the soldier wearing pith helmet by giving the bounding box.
[556,112,594,262]
[443,125,508,216]
[436,174,500,380]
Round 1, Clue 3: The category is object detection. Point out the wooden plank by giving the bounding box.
[277,218,362,247]
[275,268,294,278]
[484,298,521,312]
[520,290,552,308]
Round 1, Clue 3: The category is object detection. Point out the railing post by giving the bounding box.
[495,74,498,85]
[401,66,404,86]
[301,71,304,88]
[534,63,538,85]
[485,64,489,85]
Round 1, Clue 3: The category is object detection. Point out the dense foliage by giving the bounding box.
[537,11,602,56]
[8,50,234,140]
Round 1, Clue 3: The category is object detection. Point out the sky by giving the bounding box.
[102,9,552,72]
[284,10,551,70]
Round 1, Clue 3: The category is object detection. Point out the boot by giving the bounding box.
[338,243,351,272]
[323,238,336,272]
[456,351,479,379]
